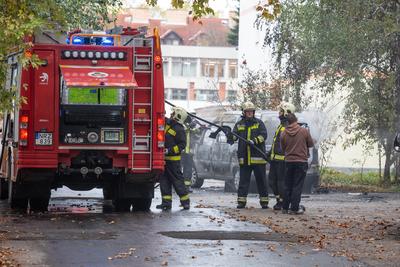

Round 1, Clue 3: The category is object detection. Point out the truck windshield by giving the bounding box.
[61,87,126,105]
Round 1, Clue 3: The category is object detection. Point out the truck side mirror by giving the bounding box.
[394,133,400,152]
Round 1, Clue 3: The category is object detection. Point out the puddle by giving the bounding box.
[159,230,297,242]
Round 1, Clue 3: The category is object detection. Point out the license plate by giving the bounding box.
[35,132,53,145]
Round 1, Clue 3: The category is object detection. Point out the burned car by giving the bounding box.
[191,110,320,194]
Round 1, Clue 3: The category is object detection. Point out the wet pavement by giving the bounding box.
[0,182,364,266]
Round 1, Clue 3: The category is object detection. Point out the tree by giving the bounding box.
[264,0,400,182]
[229,66,283,110]
[227,1,239,46]
[0,0,123,113]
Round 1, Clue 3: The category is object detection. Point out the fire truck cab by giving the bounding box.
[0,28,165,212]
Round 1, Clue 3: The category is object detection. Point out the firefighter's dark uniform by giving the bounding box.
[159,118,190,209]
[268,123,286,209]
[228,117,269,208]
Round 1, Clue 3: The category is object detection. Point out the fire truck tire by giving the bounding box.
[0,179,8,200]
[9,182,28,211]
[131,198,152,211]
[29,198,50,212]
[1,153,11,200]
[113,198,131,212]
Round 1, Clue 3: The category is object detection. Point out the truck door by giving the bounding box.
[33,50,55,150]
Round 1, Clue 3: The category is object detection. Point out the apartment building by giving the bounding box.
[114,8,239,103]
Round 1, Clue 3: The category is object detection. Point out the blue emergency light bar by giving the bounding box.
[67,36,115,46]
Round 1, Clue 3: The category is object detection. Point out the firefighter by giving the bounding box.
[181,119,200,192]
[156,107,190,210]
[227,102,269,209]
[268,102,295,210]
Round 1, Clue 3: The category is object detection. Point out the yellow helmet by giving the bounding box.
[171,107,188,125]
[278,102,296,116]
[242,101,256,112]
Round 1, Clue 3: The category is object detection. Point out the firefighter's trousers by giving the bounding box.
[160,160,190,206]
[181,152,193,186]
[268,160,286,203]
[283,162,308,212]
[237,164,268,204]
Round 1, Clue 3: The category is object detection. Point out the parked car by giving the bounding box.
[191,110,320,194]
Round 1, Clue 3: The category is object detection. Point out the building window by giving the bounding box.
[228,59,238,78]
[201,59,225,78]
[163,57,170,76]
[196,89,218,101]
[171,57,196,77]
[169,88,187,100]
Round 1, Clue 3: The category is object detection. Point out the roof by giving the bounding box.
[113,8,232,46]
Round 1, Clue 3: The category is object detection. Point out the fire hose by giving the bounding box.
[165,100,269,161]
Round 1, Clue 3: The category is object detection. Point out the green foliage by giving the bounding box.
[0,0,123,114]
[146,0,215,20]
[322,168,382,186]
[227,1,239,46]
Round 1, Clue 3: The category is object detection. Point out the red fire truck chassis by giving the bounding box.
[0,28,165,212]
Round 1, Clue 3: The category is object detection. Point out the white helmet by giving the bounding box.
[278,102,296,116]
[242,101,256,112]
[171,107,188,125]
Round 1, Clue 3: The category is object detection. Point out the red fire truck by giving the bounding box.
[0,28,165,212]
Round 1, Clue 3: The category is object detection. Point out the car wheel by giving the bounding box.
[224,169,240,193]
[191,164,204,188]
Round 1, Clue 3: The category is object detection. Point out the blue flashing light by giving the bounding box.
[72,36,84,45]
[66,38,70,44]
[101,37,114,46]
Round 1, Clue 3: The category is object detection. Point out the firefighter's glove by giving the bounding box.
[248,140,255,146]
[221,125,232,135]
[165,148,170,155]
[266,150,272,163]
[226,132,235,145]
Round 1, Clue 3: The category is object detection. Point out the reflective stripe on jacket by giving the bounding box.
[271,124,285,161]
[232,117,268,165]
[165,118,186,161]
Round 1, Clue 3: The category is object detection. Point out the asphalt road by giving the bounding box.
[0,181,364,267]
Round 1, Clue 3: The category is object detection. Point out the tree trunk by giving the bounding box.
[383,155,391,183]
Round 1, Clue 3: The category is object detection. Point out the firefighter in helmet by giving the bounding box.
[156,107,190,210]
[227,102,269,209]
[268,101,295,210]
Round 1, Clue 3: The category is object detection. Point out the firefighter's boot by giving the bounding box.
[273,201,283,210]
[156,203,171,210]
[273,196,283,210]
[180,195,190,210]
[237,197,247,209]
[259,197,269,209]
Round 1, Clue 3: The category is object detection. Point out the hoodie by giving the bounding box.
[280,122,314,162]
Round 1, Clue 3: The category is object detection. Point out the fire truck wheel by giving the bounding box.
[113,198,131,212]
[0,179,8,200]
[29,198,50,212]
[9,182,28,211]
[131,198,152,211]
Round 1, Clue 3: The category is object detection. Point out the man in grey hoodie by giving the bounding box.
[280,113,314,214]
